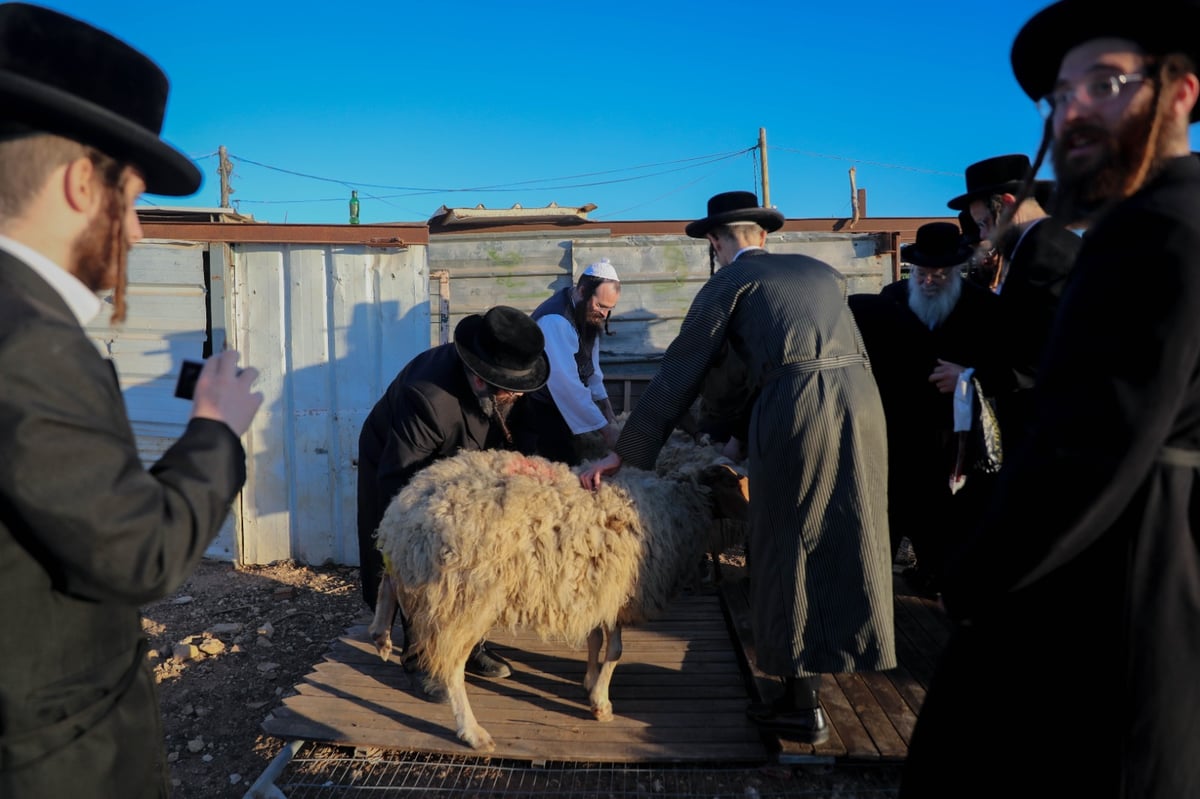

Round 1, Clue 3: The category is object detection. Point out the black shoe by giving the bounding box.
[746,699,829,744]
[466,643,511,678]
[901,566,941,600]
[400,651,447,702]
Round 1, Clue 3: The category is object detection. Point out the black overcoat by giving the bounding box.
[615,251,895,677]
[901,155,1200,798]
[0,252,246,798]
[850,279,1003,572]
[980,216,1081,441]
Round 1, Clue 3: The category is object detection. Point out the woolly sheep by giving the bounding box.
[367,447,747,752]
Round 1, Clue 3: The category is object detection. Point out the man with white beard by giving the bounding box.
[849,222,1002,596]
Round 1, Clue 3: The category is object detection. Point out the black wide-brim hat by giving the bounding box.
[1011,0,1200,122]
[0,3,201,196]
[454,305,550,393]
[901,221,974,269]
[685,191,785,238]
[947,154,1036,211]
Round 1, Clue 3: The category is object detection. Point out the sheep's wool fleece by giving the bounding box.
[376,449,717,685]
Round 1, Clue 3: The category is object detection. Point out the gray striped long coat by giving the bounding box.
[616,250,895,677]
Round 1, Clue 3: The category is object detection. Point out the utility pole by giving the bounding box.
[758,127,770,207]
[218,145,233,208]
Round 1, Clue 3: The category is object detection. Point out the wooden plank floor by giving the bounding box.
[262,571,951,766]
[722,572,951,764]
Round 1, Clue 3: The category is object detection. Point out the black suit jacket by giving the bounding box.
[981,217,1081,440]
[0,251,246,797]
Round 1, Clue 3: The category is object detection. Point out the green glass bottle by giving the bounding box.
[349,190,360,225]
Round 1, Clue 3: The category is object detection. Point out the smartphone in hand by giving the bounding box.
[174,360,203,400]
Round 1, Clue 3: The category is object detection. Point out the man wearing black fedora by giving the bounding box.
[581,191,895,743]
[902,2,1200,797]
[0,4,264,797]
[848,222,1002,596]
[357,305,549,684]
[940,152,1080,447]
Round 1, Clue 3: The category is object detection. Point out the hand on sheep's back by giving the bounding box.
[579,451,622,491]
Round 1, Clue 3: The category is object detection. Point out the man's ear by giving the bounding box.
[62,156,98,214]
[1172,71,1200,122]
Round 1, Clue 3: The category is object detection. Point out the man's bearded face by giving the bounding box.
[1052,94,1157,221]
[474,380,519,422]
[574,282,619,334]
[907,266,963,329]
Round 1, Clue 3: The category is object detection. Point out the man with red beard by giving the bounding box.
[0,5,264,797]
[901,2,1200,797]
[356,305,549,683]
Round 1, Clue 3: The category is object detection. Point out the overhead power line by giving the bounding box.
[229,147,756,200]
[212,139,962,213]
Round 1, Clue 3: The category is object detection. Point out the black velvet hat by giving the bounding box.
[454,306,550,393]
[0,3,201,195]
[901,222,973,269]
[685,191,785,238]
[1011,0,1200,122]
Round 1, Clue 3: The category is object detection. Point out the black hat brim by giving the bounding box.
[454,314,550,394]
[901,242,974,269]
[947,180,1025,211]
[948,178,1057,212]
[685,206,785,238]
[0,71,200,196]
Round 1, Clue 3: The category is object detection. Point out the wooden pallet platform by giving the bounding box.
[262,572,950,766]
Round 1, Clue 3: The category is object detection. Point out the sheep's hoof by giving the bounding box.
[459,725,496,752]
[592,702,614,722]
[370,629,393,662]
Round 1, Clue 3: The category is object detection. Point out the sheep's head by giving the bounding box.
[693,461,750,557]
[697,462,749,524]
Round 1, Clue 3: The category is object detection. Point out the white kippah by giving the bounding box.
[581,257,620,282]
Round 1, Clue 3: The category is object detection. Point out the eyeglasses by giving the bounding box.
[1037,72,1150,118]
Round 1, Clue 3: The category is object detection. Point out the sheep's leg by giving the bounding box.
[446,651,495,752]
[583,626,603,695]
[587,624,622,722]
[366,574,397,661]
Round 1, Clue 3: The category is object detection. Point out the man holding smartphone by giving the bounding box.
[0,5,263,797]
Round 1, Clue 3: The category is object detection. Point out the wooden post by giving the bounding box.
[758,127,770,207]
[218,145,233,209]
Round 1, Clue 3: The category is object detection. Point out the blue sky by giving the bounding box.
[40,1,1200,224]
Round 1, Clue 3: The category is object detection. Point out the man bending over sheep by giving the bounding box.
[581,191,896,744]
[356,305,550,681]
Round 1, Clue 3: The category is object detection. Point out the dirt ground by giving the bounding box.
[142,558,366,798]
[143,557,904,799]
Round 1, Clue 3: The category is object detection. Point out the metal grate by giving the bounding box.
[271,744,902,798]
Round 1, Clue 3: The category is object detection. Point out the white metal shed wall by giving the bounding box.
[86,238,241,560]
[573,231,891,375]
[232,243,429,567]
